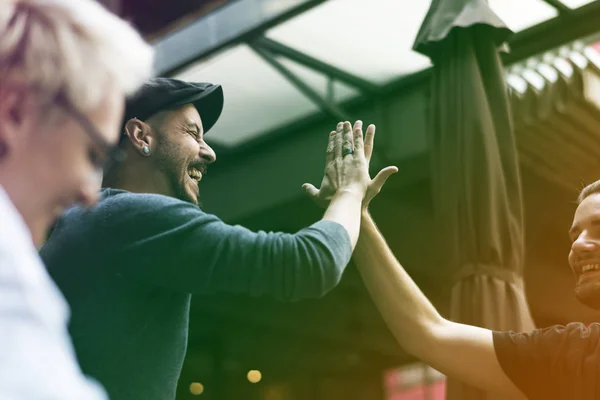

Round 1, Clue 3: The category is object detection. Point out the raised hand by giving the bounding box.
[302,121,368,207]
[361,122,398,208]
[303,120,397,210]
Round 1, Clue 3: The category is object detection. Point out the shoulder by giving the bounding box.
[494,323,600,398]
[532,322,600,342]
[92,190,224,234]
[99,189,190,211]
[494,322,595,347]
[0,186,33,252]
[49,190,220,243]
[0,187,68,325]
[494,322,600,364]
[93,189,215,221]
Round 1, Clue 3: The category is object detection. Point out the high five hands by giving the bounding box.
[303,120,398,210]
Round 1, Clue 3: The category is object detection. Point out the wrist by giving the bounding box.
[334,187,365,201]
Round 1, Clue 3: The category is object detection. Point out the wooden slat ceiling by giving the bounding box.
[509,44,600,190]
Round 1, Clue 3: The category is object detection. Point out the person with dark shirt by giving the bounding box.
[41,77,397,400]
[306,165,600,399]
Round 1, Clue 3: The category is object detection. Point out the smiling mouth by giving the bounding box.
[581,264,600,274]
[187,167,203,182]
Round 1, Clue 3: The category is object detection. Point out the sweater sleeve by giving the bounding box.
[102,192,352,300]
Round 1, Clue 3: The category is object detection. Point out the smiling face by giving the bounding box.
[149,104,216,205]
[568,192,600,309]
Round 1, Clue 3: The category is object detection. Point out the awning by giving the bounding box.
[414,0,536,398]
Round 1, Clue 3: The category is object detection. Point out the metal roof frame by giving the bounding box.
[154,0,327,76]
[153,0,600,157]
[541,0,571,13]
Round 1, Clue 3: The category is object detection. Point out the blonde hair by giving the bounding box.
[0,0,154,114]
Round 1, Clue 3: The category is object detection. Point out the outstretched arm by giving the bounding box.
[354,211,525,398]
[305,121,525,397]
[89,122,377,300]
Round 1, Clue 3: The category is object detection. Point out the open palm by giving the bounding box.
[303,121,397,210]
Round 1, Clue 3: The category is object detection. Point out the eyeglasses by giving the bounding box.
[55,92,126,171]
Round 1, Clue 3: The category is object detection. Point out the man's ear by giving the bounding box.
[0,86,37,158]
[124,118,155,156]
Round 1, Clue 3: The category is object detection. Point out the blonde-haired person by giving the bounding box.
[0,0,153,398]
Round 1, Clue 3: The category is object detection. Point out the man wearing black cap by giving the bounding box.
[41,78,397,400]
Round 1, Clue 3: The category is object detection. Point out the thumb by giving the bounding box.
[302,183,320,198]
[371,166,398,191]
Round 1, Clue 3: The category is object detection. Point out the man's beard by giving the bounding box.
[574,278,600,310]
[170,168,202,207]
[155,140,201,207]
[174,178,200,206]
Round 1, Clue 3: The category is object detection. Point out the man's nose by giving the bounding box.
[572,232,599,254]
[198,142,216,165]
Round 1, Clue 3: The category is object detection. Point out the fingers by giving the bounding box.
[326,130,336,165]
[334,122,344,159]
[353,120,363,136]
[371,166,398,192]
[333,120,370,159]
[353,120,364,155]
[302,183,320,198]
[364,124,375,162]
[341,121,353,158]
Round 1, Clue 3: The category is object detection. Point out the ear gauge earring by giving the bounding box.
[142,145,150,156]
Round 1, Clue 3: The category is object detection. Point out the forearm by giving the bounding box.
[267,220,352,300]
[353,211,444,357]
[355,212,526,397]
[322,190,363,248]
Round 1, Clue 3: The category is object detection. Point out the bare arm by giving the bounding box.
[321,190,363,247]
[305,122,525,397]
[354,211,525,398]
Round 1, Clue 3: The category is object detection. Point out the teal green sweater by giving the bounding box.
[41,189,352,400]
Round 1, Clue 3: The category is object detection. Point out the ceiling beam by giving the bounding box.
[153,0,328,76]
[540,0,572,14]
[252,36,381,95]
[200,82,430,222]
[250,42,352,122]
[328,1,600,118]
[207,3,600,158]
[504,0,600,64]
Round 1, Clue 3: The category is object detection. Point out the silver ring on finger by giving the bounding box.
[342,148,354,157]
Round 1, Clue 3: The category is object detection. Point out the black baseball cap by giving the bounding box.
[122,77,224,135]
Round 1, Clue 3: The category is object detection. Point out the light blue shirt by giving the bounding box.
[0,186,107,400]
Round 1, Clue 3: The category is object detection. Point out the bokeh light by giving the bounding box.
[189,382,204,395]
[247,370,262,383]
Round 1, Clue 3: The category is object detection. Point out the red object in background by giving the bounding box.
[384,364,446,400]
[387,381,446,400]
[591,41,600,54]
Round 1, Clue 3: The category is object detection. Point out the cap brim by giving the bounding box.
[168,84,224,134]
